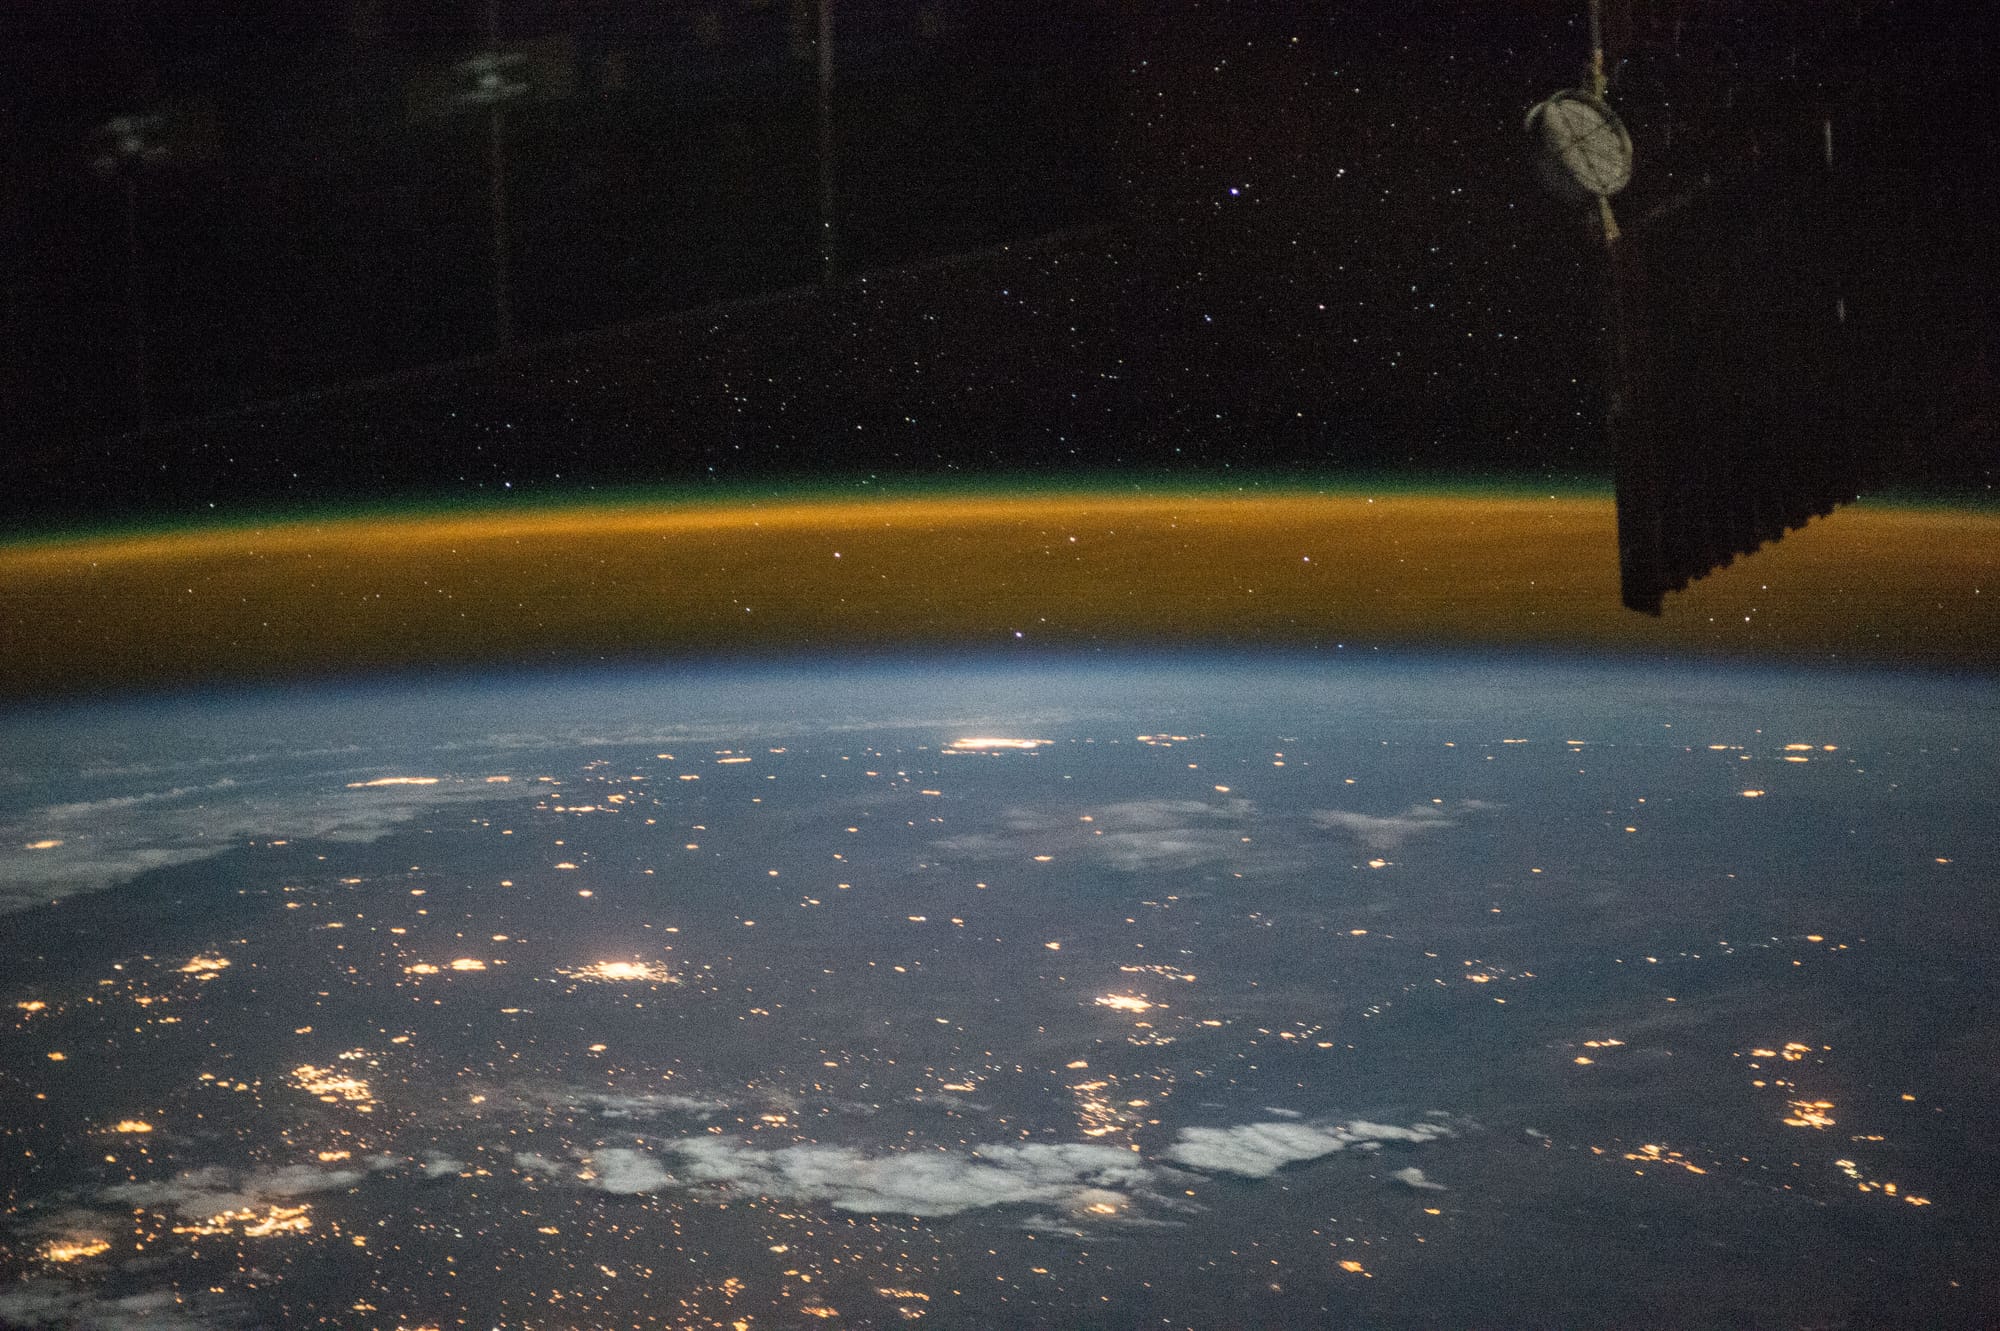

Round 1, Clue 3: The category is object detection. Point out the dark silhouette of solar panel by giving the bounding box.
[1545,0,1923,615]
[1609,144,1868,615]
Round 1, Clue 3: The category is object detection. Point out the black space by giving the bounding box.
[1,1,1994,533]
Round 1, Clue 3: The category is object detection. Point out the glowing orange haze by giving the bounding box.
[1,492,1991,696]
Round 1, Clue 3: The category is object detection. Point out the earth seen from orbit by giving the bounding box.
[1,653,1994,1330]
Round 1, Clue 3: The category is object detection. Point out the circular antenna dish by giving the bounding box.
[1526,90,1633,203]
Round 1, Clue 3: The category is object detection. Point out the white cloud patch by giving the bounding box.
[586,1147,675,1195]
[0,772,532,912]
[939,798,1256,874]
[1077,799,1254,831]
[0,1282,211,1331]
[1089,831,1241,872]
[570,1090,729,1120]
[26,781,244,824]
[1311,800,1496,852]
[667,1137,1154,1216]
[0,818,230,913]
[421,1154,466,1179]
[574,1138,1153,1216]
[1163,1119,1450,1178]
[102,1162,362,1217]
[1391,1166,1447,1191]
[569,1118,1446,1218]
[513,1152,568,1177]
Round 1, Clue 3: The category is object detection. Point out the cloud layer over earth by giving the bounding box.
[102,1162,363,1217]
[0,1283,211,1331]
[563,1117,1449,1217]
[937,797,1259,873]
[0,667,1090,911]
[1311,800,1497,852]
[667,1138,1156,1216]
[933,795,1500,879]
[0,772,533,911]
[1162,1119,1452,1178]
